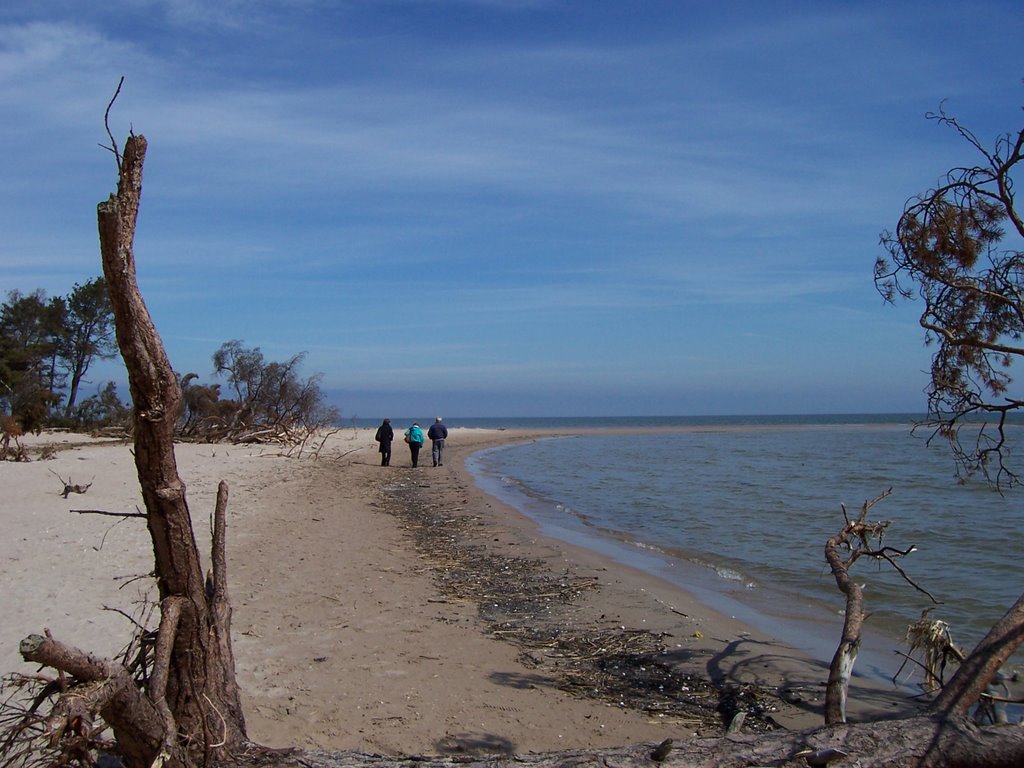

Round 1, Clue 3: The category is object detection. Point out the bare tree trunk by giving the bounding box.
[96,133,246,767]
[64,360,85,418]
[823,528,863,725]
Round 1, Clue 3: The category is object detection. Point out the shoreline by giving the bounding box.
[437,430,922,722]
[1,427,924,757]
[463,433,910,686]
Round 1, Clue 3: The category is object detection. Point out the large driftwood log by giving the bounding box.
[20,634,165,768]
[3,122,243,768]
[228,714,1024,768]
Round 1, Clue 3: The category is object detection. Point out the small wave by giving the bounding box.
[631,539,666,555]
[712,566,757,590]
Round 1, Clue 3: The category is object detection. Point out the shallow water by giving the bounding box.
[463,416,1023,682]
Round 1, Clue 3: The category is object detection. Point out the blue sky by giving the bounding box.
[2,1,1022,418]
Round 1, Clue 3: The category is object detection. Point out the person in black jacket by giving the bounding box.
[427,416,448,467]
[374,418,394,466]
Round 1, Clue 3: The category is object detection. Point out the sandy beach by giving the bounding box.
[0,427,921,756]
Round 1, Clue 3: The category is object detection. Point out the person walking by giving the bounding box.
[404,421,425,467]
[428,416,448,467]
[374,418,394,466]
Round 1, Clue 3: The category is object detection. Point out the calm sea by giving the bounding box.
[423,414,1022,684]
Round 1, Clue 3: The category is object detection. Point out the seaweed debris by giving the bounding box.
[377,477,777,733]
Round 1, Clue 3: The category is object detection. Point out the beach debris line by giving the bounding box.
[378,479,777,734]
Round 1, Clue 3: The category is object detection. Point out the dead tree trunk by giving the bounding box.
[98,132,247,766]
[823,526,864,725]
[822,490,933,725]
[20,132,251,768]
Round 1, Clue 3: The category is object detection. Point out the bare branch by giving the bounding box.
[70,508,146,519]
[210,481,229,601]
[101,77,125,173]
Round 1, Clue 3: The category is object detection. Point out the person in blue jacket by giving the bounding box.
[427,416,448,467]
[404,422,425,467]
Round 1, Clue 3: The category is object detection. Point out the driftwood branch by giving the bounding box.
[71,508,147,519]
[19,632,169,768]
[49,470,94,498]
[929,592,1024,718]
[149,598,182,752]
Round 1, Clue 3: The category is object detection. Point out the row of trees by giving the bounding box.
[1,279,338,441]
[0,278,121,432]
[180,340,339,442]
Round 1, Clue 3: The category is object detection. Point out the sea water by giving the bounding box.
[456,415,1022,683]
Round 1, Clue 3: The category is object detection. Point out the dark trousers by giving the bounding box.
[409,442,421,467]
[380,445,391,466]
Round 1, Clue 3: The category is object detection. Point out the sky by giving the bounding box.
[2,1,1022,419]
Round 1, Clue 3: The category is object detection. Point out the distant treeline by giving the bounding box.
[1,278,337,443]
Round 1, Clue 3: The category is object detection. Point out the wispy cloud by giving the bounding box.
[3,1,1018,415]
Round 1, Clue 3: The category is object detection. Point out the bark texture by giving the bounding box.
[96,133,247,766]
[822,526,864,725]
[20,634,166,768]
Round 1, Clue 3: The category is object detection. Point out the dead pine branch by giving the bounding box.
[289,426,341,459]
[100,76,125,172]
